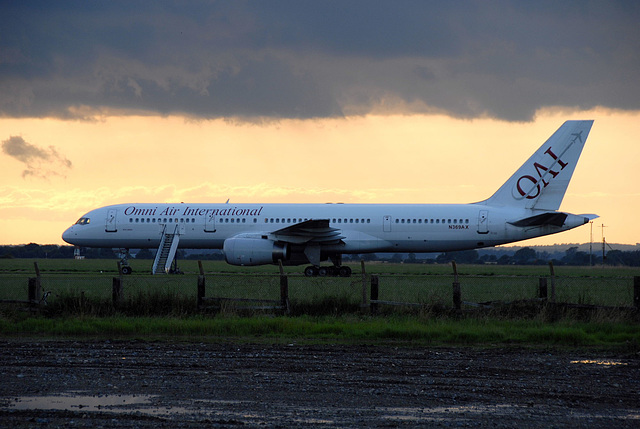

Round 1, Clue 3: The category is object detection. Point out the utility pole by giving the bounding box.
[589,221,593,266]
[601,224,607,267]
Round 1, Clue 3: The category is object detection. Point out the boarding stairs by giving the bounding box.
[152,224,180,274]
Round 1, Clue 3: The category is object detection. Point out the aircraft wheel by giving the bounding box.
[304,266,318,277]
[121,266,132,275]
[338,266,352,277]
[318,267,328,277]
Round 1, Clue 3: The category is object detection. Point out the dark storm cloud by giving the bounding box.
[1,136,72,179]
[0,1,638,121]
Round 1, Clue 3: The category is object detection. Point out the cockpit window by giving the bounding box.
[75,217,90,225]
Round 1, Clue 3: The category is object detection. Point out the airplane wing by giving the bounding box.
[269,219,345,245]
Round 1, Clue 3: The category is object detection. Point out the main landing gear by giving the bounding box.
[118,248,133,275]
[303,265,352,278]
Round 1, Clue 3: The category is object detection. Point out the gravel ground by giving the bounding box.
[0,339,638,428]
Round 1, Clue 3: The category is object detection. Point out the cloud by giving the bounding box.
[1,136,72,179]
[0,1,639,121]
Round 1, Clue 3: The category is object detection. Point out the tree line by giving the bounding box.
[1,244,639,266]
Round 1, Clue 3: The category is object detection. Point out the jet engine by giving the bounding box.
[223,237,288,266]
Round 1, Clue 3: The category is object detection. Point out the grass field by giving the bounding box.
[0,259,638,347]
[0,259,637,307]
[1,257,639,276]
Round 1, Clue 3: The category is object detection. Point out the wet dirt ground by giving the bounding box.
[0,340,639,428]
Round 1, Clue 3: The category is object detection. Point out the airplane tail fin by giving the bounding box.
[481,120,594,211]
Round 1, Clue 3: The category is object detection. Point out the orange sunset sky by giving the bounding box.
[1,2,639,248]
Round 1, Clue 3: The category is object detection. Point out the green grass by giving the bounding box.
[0,259,636,310]
[1,315,638,350]
[0,259,638,349]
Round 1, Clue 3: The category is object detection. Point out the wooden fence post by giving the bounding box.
[33,261,42,302]
[27,278,38,303]
[197,260,206,307]
[538,277,548,299]
[361,260,367,310]
[113,261,123,307]
[27,262,43,308]
[112,277,123,307]
[548,261,556,302]
[634,276,640,310]
[370,275,379,315]
[452,261,461,311]
[278,260,290,315]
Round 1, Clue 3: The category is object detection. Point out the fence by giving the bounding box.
[369,274,638,311]
[1,261,638,315]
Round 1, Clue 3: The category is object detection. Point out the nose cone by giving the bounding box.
[62,226,76,245]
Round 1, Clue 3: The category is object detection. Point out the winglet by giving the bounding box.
[481,120,594,210]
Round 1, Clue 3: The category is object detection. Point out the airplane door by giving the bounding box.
[106,209,117,232]
[204,213,216,232]
[383,215,392,232]
[477,210,489,234]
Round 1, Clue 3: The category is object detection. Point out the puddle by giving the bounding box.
[380,404,519,422]
[4,394,258,420]
[7,392,154,413]
[570,359,628,366]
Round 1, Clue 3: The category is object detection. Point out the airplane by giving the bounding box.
[62,120,597,276]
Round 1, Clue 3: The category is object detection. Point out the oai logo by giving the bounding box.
[512,147,568,200]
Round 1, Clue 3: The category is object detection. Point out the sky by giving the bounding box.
[1,1,639,248]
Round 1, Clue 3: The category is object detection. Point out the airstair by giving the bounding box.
[152,224,180,274]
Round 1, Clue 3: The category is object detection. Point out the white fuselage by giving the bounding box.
[62,202,586,254]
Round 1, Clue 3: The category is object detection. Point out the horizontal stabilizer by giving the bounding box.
[508,212,568,227]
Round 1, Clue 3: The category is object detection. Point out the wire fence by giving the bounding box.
[1,271,638,313]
